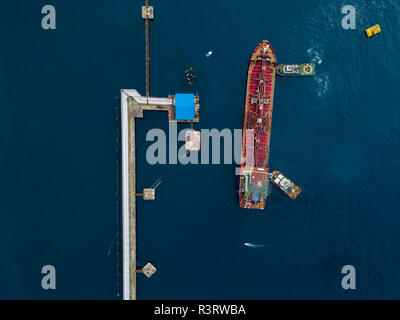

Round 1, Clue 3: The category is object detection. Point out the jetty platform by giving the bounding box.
[121,89,199,300]
[120,0,200,300]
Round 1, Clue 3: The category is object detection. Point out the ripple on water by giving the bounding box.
[307,47,323,65]
[314,74,330,98]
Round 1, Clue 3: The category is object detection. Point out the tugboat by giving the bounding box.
[270,171,301,199]
[276,63,315,76]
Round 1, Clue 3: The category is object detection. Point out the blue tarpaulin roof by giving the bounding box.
[175,93,195,120]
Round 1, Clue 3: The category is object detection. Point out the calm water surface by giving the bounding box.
[0,0,400,299]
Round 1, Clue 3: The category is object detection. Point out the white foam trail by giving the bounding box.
[244,242,266,249]
[315,74,330,97]
[307,46,329,97]
[307,48,323,65]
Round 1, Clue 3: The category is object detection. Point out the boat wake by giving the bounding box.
[244,242,266,249]
[307,47,323,65]
[307,47,329,97]
[314,74,330,97]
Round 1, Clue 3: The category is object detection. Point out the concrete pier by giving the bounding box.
[121,89,134,299]
[120,0,200,300]
[121,89,200,300]
[122,89,167,300]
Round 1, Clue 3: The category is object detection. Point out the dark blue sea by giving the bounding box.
[1,0,400,299]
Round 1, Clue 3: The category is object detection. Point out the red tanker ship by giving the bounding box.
[239,41,276,209]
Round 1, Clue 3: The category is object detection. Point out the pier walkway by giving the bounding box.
[123,89,172,107]
[121,0,199,300]
[120,89,172,300]
[121,90,135,300]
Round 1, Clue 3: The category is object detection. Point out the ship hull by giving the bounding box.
[239,41,276,210]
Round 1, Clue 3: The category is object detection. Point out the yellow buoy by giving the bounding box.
[365,24,381,38]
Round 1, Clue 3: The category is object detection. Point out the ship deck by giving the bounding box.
[242,41,276,170]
